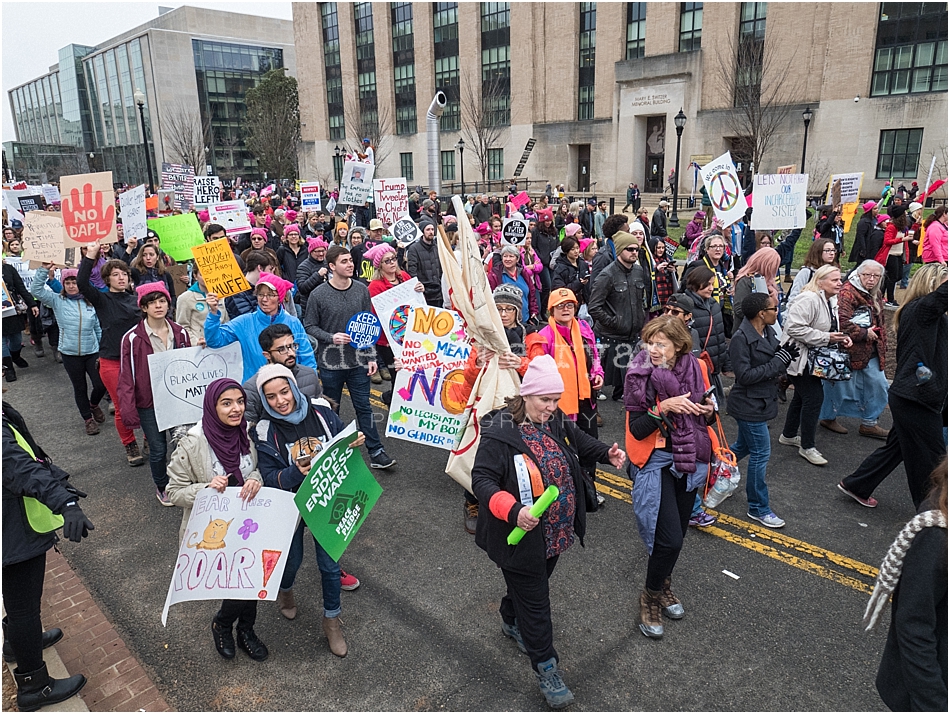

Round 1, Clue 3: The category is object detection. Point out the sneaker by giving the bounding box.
[90,404,106,423]
[371,371,383,384]
[798,446,828,466]
[370,449,396,469]
[597,392,607,401]
[156,488,173,506]
[837,482,879,508]
[885,300,899,308]
[596,492,606,508]
[689,511,717,528]
[84,417,100,436]
[748,511,786,528]
[501,620,527,654]
[340,570,361,591]
[778,434,801,447]
[464,501,479,534]
[108,400,116,414]
[535,658,574,710]
[125,441,144,467]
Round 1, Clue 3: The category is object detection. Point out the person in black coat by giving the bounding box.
[550,237,591,305]
[2,261,38,382]
[849,202,878,265]
[3,402,93,711]
[683,266,732,378]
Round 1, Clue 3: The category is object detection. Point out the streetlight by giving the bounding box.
[455,136,465,196]
[801,107,813,174]
[668,108,687,228]
[133,88,153,193]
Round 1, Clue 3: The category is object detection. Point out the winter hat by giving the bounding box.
[247,211,256,224]
[60,269,79,281]
[501,244,521,258]
[336,221,349,233]
[492,284,524,318]
[256,271,294,303]
[136,281,171,307]
[520,354,565,396]
[612,230,638,254]
[537,208,554,223]
[862,200,877,213]
[198,210,210,223]
[307,236,329,252]
[251,227,268,240]
[285,209,297,222]
[693,211,705,220]
[629,222,646,238]
[887,203,907,219]
[364,242,396,268]
[256,362,296,392]
[908,202,923,213]
[548,287,578,310]
[442,215,458,229]
[876,214,890,225]
[579,238,596,255]
[284,224,301,236]
[474,222,492,236]
[265,215,273,228]
[564,223,582,238]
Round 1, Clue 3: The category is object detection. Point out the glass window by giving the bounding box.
[876,128,924,179]
[735,2,767,107]
[400,152,414,181]
[679,2,703,52]
[481,3,510,127]
[578,4,596,120]
[626,3,646,60]
[441,150,455,181]
[871,3,948,97]
[488,148,504,180]
[434,2,461,130]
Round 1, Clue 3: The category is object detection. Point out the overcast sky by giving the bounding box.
[1,1,293,142]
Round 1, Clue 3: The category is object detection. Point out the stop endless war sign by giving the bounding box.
[191,239,251,297]
[293,421,383,563]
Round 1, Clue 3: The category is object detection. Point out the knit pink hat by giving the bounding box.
[251,227,268,240]
[520,354,565,396]
[307,236,329,252]
[363,242,396,269]
[198,210,210,223]
[863,201,877,213]
[285,209,297,222]
[136,281,171,306]
[474,222,492,236]
[579,237,595,255]
[256,271,294,303]
[564,223,582,238]
[876,214,889,225]
[537,208,554,223]
[284,224,301,235]
[60,268,79,281]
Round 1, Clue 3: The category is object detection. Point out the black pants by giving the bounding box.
[500,556,559,669]
[884,255,902,302]
[841,426,903,500]
[646,468,696,591]
[61,353,107,421]
[783,373,824,449]
[576,398,599,474]
[2,552,47,673]
[890,393,946,509]
[214,599,258,631]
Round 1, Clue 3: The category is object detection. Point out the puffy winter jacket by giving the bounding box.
[295,256,329,314]
[406,238,443,305]
[685,290,731,374]
[30,268,101,356]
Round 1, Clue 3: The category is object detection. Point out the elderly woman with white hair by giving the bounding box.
[818,260,890,440]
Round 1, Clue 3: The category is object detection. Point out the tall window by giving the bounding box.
[481,3,511,127]
[441,150,456,181]
[333,154,344,183]
[877,128,924,179]
[400,152,414,181]
[735,2,767,107]
[578,3,596,120]
[626,3,646,60]
[488,147,504,180]
[355,2,378,135]
[679,2,703,52]
[391,3,417,135]
[321,3,345,140]
[433,2,460,131]
[871,3,947,96]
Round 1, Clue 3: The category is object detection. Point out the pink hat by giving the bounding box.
[564,223,582,238]
[863,200,877,213]
[579,237,595,255]
[694,211,706,220]
[307,236,329,252]
[474,222,492,236]
[251,227,268,240]
[198,210,210,223]
[876,214,889,225]
[247,212,256,224]
[265,215,273,228]
[520,355,565,396]
[284,224,301,235]
[537,208,554,223]
[61,268,79,281]
[256,271,294,303]
[364,242,397,269]
[136,281,171,306]
[286,209,297,222]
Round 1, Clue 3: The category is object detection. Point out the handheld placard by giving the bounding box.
[507,485,559,545]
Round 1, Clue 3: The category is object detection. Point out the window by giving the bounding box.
[434,2,461,131]
[578,3,596,120]
[333,154,344,183]
[679,2,702,52]
[392,3,417,135]
[481,3,510,126]
[626,3,646,60]
[355,2,378,137]
[400,152,414,181]
[871,3,947,96]
[441,150,456,181]
[322,3,345,140]
[735,2,767,107]
[877,128,924,179]
[488,147,504,180]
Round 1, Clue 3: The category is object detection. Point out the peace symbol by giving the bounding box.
[710,171,741,211]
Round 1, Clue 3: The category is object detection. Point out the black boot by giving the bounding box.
[236,626,269,661]
[2,357,16,382]
[13,663,86,712]
[211,621,235,659]
[11,350,28,368]
[2,616,64,662]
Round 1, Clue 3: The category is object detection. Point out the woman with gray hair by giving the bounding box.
[489,244,539,322]
[818,260,889,439]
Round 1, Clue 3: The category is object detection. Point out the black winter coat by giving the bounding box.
[888,281,948,414]
[471,408,609,577]
[295,255,329,314]
[850,212,875,264]
[686,290,731,373]
[588,260,647,342]
[532,228,558,272]
[1,262,36,336]
[551,254,590,304]
[651,208,668,239]
[727,319,785,422]
[406,238,443,305]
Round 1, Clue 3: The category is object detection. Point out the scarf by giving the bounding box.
[201,379,250,486]
[259,376,311,425]
[863,509,947,630]
[549,317,589,417]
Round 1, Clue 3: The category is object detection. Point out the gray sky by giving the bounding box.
[1,1,293,142]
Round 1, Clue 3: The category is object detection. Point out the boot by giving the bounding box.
[84,418,100,436]
[379,367,392,382]
[277,589,297,620]
[3,357,16,382]
[371,370,382,384]
[322,616,347,657]
[125,441,144,467]
[659,577,685,619]
[2,616,63,662]
[32,337,45,358]
[13,663,86,713]
[211,621,235,659]
[11,350,28,368]
[236,626,268,662]
[535,657,574,710]
[54,350,63,364]
[638,589,664,639]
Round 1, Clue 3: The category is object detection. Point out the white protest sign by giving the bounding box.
[700,151,747,228]
[390,216,421,245]
[339,161,374,206]
[42,184,61,205]
[751,173,809,230]
[161,487,299,625]
[372,178,408,228]
[369,276,427,358]
[119,185,148,242]
[3,256,34,286]
[300,182,322,210]
[501,217,529,246]
[3,191,25,225]
[193,176,220,205]
[826,172,864,206]
[148,343,243,431]
[208,200,252,237]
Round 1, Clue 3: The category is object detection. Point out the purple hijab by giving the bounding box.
[202,378,250,485]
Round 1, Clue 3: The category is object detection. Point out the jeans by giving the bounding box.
[2,331,23,358]
[500,556,559,670]
[279,522,341,618]
[60,352,107,421]
[900,261,912,288]
[731,419,773,517]
[136,407,168,491]
[319,366,383,455]
[783,373,824,449]
[98,358,136,446]
[538,266,552,319]
[2,552,47,673]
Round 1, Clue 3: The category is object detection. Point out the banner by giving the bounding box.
[369,276,427,358]
[294,421,383,562]
[190,239,251,297]
[161,486,299,625]
[22,212,66,266]
[17,195,44,213]
[208,200,251,237]
[826,172,863,207]
[3,256,34,286]
[193,175,220,205]
[509,191,530,209]
[119,185,148,242]
[147,343,243,431]
[751,174,808,230]
[299,182,321,211]
[161,162,195,209]
[386,306,471,450]
[700,152,746,228]
[339,161,374,206]
[372,178,408,228]
[61,171,117,246]
[146,213,206,262]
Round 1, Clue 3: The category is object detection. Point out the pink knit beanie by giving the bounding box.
[520,355,565,396]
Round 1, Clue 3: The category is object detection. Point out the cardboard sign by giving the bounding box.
[386,307,471,450]
[146,195,159,212]
[119,185,148,242]
[166,264,191,297]
[208,200,251,237]
[147,343,244,431]
[346,311,382,349]
[700,152,746,228]
[370,276,427,357]
[509,191,530,209]
[294,421,383,562]
[146,213,206,262]
[776,165,797,175]
[390,216,421,245]
[190,239,251,298]
[161,486,299,625]
[501,217,529,246]
[17,195,44,213]
[61,171,117,246]
[339,161,374,206]
[372,178,408,228]
[22,212,66,265]
[826,172,863,206]
[300,182,322,210]
[751,174,808,230]
[193,175,220,205]
[161,162,195,209]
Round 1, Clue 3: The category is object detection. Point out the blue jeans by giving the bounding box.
[279,522,341,618]
[319,366,383,455]
[2,331,22,357]
[731,419,772,518]
[137,407,168,491]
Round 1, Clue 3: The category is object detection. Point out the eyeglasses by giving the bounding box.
[381,257,397,265]
[708,244,725,250]
[269,342,299,355]
[496,306,517,314]
[663,307,685,316]
[822,248,837,253]
[257,292,279,300]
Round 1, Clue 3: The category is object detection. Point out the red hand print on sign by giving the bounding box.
[63,183,115,242]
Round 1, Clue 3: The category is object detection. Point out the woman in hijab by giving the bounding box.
[731,246,782,334]
[166,379,267,661]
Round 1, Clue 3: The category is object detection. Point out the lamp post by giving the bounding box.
[801,107,813,174]
[133,89,153,193]
[455,136,465,196]
[668,108,687,228]
[333,145,342,184]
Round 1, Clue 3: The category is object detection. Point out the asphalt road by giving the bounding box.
[7,354,915,712]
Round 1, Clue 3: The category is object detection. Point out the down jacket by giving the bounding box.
[406,238,443,305]
[30,267,101,356]
[685,290,731,374]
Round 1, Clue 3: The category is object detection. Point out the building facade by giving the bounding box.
[294,1,948,198]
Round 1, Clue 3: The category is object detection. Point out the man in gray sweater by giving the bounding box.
[304,246,395,469]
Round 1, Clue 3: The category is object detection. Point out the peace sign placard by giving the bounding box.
[699,152,747,228]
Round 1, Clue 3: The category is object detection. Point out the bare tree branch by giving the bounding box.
[460,72,509,183]
[162,101,212,172]
[343,95,393,170]
[805,155,832,197]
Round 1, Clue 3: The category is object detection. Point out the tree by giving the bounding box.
[162,101,212,172]
[243,68,300,180]
[343,94,393,170]
[461,73,508,182]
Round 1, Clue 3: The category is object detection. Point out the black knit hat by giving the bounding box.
[887,203,907,219]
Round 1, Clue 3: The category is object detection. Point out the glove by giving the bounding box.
[774,343,801,367]
[61,503,94,543]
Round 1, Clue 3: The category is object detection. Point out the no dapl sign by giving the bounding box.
[501,217,528,246]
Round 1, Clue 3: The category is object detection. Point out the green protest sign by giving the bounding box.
[146,213,205,262]
[293,421,383,562]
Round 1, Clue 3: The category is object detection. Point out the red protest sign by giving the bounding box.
[510,191,530,209]
[61,171,117,247]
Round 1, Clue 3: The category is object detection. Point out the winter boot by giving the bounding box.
[11,350,28,368]
[235,626,268,661]
[125,441,144,467]
[638,589,664,639]
[659,577,685,619]
[323,616,347,657]
[13,663,86,712]
[2,617,63,663]
[277,589,297,620]
[534,657,574,709]
[84,418,100,436]
[31,337,45,358]
[211,621,235,659]
[3,357,16,382]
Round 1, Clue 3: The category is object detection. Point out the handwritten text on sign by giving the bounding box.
[751,174,808,230]
[119,185,148,242]
[148,343,243,430]
[372,178,408,228]
[22,212,66,265]
[61,172,117,246]
[191,239,251,297]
